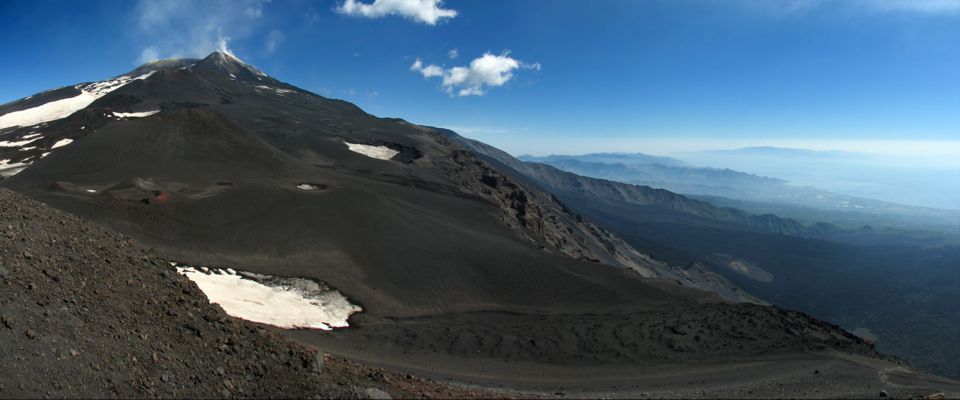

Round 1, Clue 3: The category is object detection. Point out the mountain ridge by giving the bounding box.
[1,54,757,303]
[2,52,957,392]
[518,152,960,235]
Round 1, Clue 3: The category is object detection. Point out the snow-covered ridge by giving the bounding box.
[220,50,268,77]
[344,142,399,161]
[0,72,155,130]
[195,50,269,79]
[175,264,361,330]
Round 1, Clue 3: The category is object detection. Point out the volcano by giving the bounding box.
[1,52,957,397]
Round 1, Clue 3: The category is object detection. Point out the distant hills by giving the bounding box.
[3,51,958,386]
[518,152,689,168]
[518,152,960,235]
[676,146,960,211]
[479,145,960,379]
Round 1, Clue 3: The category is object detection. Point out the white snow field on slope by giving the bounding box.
[0,134,43,177]
[0,159,29,177]
[0,136,42,147]
[0,72,154,130]
[112,110,160,118]
[0,137,73,178]
[344,141,399,160]
[176,265,362,330]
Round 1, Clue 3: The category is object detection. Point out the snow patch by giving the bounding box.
[297,183,325,191]
[0,72,155,130]
[344,142,399,161]
[253,85,295,95]
[0,137,42,147]
[175,265,361,330]
[112,110,160,118]
[0,159,29,177]
[51,138,74,149]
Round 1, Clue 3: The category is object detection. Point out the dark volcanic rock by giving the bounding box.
[3,53,956,397]
[0,188,506,399]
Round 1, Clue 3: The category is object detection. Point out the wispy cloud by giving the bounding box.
[336,0,457,25]
[447,48,459,59]
[306,7,322,23]
[265,30,284,54]
[411,52,541,97]
[746,0,960,15]
[864,0,960,13]
[133,0,268,63]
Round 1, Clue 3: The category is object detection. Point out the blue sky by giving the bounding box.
[1,0,958,157]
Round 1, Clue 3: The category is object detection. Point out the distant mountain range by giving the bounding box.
[518,152,960,235]
[676,146,960,211]
[2,51,958,386]
[474,144,960,379]
[1,51,790,383]
[518,152,689,168]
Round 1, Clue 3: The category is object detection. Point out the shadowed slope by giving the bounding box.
[4,53,952,392]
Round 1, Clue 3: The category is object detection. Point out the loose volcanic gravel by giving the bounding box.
[0,188,511,399]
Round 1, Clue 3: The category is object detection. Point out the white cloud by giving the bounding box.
[133,0,267,63]
[447,48,459,59]
[265,30,284,54]
[411,52,541,97]
[410,58,444,78]
[337,0,457,25]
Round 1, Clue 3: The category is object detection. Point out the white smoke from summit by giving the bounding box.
[133,0,267,63]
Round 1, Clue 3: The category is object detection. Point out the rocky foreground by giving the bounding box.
[0,188,509,398]
[4,185,960,399]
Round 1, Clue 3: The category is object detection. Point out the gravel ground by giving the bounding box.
[0,188,511,399]
[3,188,957,399]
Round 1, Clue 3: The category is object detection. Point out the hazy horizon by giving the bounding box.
[501,140,960,210]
